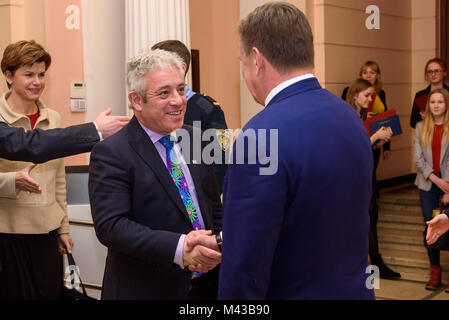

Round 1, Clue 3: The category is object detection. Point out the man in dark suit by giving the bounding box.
[88,49,222,299]
[0,108,129,163]
[217,2,375,299]
[151,40,228,194]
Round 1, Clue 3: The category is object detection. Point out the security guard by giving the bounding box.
[152,40,229,194]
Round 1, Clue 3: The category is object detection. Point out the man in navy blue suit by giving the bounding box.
[217,2,375,299]
[88,49,222,299]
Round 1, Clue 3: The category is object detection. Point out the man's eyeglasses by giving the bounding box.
[426,69,443,75]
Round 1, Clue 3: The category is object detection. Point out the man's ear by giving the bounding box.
[182,62,187,73]
[128,91,143,111]
[252,47,265,76]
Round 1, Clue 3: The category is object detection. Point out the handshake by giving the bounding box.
[183,230,222,273]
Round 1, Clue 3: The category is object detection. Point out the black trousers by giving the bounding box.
[368,197,382,264]
[187,266,220,300]
[369,148,382,264]
[0,230,62,300]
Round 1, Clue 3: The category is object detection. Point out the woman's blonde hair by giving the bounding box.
[419,88,449,148]
[360,60,382,93]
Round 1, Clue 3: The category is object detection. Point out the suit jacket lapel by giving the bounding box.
[127,117,189,220]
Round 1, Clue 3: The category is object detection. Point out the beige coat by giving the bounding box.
[0,92,69,234]
[414,122,449,191]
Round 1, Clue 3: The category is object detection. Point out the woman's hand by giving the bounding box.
[15,164,41,194]
[371,127,392,146]
[376,127,393,141]
[58,234,74,254]
[435,177,449,194]
[382,150,392,161]
[442,193,449,205]
[420,111,426,120]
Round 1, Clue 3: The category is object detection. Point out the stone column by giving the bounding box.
[125,0,191,59]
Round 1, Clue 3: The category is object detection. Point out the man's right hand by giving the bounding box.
[15,164,41,194]
[94,108,130,139]
[183,230,221,273]
[426,214,449,245]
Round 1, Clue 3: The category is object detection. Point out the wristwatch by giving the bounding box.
[215,231,223,251]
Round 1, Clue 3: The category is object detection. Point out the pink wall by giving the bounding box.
[190,0,241,130]
[45,0,86,166]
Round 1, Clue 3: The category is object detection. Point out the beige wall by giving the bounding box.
[190,0,241,130]
[314,0,436,180]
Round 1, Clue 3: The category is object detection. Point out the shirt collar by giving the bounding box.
[137,120,177,144]
[185,85,196,101]
[265,73,315,106]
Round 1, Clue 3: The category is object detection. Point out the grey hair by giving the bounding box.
[127,49,185,98]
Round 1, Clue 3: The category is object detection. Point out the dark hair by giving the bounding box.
[238,2,314,73]
[152,40,191,74]
[1,40,52,89]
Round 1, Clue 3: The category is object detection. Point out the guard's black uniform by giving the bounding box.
[185,93,228,194]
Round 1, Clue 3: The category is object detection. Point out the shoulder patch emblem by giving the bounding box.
[216,129,231,152]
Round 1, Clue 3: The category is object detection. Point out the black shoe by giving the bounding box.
[378,263,401,280]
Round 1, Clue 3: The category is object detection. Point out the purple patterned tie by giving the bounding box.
[159,135,202,231]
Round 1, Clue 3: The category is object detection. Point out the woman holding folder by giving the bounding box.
[342,61,391,161]
[414,88,449,291]
[346,78,399,280]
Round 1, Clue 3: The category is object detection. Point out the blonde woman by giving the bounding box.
[343,61,387,114]
[410,58,449,129]
[0,40,73,299]
[346,78,400,280]
[414,88,449,291]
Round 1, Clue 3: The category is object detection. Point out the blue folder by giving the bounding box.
[369,115,402,137]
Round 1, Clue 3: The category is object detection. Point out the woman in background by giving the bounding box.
[346,78,400,280]
[410,58,449,129]
[342,61,391,161]
[0,40,73,300]
[414,88,449,291]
